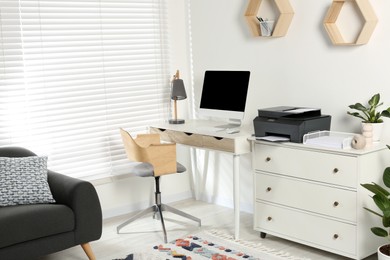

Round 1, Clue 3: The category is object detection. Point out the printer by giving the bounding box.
[253,106,331,143]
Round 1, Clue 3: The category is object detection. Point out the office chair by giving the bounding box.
[117,128,201,243]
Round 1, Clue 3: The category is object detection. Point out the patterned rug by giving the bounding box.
[114,229,309,260]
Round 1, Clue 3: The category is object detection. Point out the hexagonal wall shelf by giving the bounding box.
[245,0,294,37]
[323,0,378,45]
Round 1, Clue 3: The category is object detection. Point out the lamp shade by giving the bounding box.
[170,79,187,100]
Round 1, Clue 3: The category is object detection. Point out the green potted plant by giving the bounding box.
[361,145,390,259]
[347,93,390,142]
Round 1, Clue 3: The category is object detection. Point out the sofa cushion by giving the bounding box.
[0,204,75,248]
[0,156,55,206]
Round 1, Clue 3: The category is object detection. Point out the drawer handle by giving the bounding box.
[184,132,193,136]
[333,234,339,239]
[333,168,339,174]
[267,216,272,221]
[266,187,272,192]
[213,137,224,140]
[333,201,339,207]
[266,157,271,162]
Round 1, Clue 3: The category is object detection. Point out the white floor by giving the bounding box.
[39,199,376,260]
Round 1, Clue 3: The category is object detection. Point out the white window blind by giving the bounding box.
[0,0,171,179]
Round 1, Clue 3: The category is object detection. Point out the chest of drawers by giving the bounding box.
[251,140,389,259]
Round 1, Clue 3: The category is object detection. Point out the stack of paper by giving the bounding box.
[303,131,353,149]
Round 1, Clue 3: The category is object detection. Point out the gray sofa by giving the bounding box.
[0,147,102,260]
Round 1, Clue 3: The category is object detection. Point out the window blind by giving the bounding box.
[0,0,171,179]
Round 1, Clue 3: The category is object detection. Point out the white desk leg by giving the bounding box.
[233,154,240,240]
[190,147,200,200]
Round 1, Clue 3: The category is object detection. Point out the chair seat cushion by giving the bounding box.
[0,204,75,248]
[131,162,186,177]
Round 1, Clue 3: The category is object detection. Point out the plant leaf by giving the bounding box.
[361,183,390,196]
[347,112,361,117]
[374,112,381,122]
[347,112,367,121]
[384,212,390,227]
[371,227,388,237]
[373,193,390,212]
[384,167,390,188]
[349,103,367,111]
[369,93,380,107]
[382,109,390,118]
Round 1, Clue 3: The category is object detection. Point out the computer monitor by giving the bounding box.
[199,70,250,127]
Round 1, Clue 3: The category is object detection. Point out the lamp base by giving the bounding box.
[169,119,185,124]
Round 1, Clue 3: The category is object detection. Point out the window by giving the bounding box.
[0,0,171,179]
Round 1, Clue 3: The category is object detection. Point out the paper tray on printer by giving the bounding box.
[303,131,354,149]
[258,106,321,118]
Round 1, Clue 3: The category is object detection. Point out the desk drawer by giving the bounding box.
[254,144,357,188]
[254,202,356,256]
[150,128,203,147]
[202,135,234,153]
[167,130,203,147]
[255,172,357,222]
[151,129,234,152]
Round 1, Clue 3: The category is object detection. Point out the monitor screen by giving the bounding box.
[199,70,250,123]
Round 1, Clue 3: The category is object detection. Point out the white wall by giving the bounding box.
[188,0,390,213]
[189,0,390,131]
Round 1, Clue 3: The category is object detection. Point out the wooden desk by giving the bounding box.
[149,120,252,239]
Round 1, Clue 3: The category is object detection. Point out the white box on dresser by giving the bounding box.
[250,139,390,260]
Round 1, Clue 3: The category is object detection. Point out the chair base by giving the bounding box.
[116,203,201,243]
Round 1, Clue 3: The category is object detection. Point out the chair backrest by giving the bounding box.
[120,128,145,162]
[119,128,177,176]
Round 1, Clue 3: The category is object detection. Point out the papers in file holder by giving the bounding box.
[256,136,290,142]
[303,131,354,149]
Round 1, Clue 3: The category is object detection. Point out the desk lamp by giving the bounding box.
[169,70,187,124]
